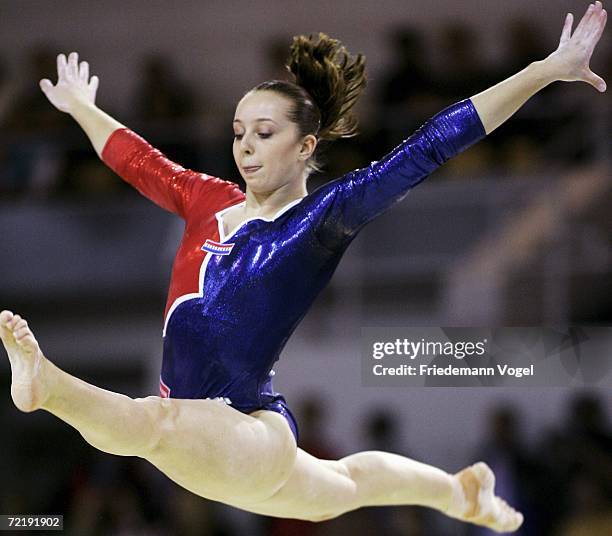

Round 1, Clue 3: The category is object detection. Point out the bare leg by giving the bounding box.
[1,310,165,455]
[340,452,523,532]
[0,310,522,530]
[341,450,455,510]
[0,310,297,504]
[237,446,523,532]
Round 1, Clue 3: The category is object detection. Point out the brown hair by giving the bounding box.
[251,32,367,175]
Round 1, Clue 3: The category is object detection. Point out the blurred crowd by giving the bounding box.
[2,16,612,536]
[2,390,610,535]
[1,17,610,200]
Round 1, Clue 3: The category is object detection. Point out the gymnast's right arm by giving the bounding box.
[40,52,242,217]
[40,52,121,158]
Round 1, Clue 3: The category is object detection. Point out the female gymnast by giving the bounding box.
[1,2,607,532]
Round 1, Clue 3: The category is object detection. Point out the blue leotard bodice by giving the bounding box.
[102,99,486,441]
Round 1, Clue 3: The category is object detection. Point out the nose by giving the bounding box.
[240,133,254,154]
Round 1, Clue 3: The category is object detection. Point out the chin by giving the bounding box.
[243,179,267,192]
[245,174,272,187]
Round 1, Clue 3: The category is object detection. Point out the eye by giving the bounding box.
[233,133,272,140]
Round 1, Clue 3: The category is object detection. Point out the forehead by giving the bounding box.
[233,91,292,124]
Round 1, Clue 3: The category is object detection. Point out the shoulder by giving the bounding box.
[301,166,369,211]
[187,173,245,215]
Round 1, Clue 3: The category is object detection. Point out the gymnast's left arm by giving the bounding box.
[310,2,607,251]
[471,1,607,135]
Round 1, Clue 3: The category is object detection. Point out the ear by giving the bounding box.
[298,134,318,161]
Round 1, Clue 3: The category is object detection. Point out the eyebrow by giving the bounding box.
[232,118,278,125]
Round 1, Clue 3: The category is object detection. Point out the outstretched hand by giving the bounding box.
[40,52,99,113]
[546,1,608,92]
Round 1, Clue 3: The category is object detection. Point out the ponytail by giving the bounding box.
[251,32,367,175]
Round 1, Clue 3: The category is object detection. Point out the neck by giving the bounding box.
[244,181,308,218]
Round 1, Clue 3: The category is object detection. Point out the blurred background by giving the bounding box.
[1,0,611,534]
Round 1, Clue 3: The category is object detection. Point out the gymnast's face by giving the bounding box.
[232,90,316,194]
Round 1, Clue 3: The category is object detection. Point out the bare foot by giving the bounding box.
[447,462,523,533]
[0,310,49,412]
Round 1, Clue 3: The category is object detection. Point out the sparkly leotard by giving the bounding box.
[101,99,486,442]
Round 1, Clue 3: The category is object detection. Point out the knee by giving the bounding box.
[339,451,370,483]
[301,460,359,522]
[339,451,387,505]
[341,451,385,481]
[133,396,169,456]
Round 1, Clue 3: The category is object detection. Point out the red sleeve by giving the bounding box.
[101,128,244,218]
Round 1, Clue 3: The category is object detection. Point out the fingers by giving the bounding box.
[574,3,596,38]
[589,5,607,42]
[59,52,82,81]
[560,2,607,88]
[587,69,607,91]
[575,2,605,39]
[559,13,573,45]
[39,78,53,95]
[585,2,607,38]
[88,75,99,96]
[79,60,89,82]
[66,51,78,81]
[57,53,67,80]
[583,5,607,62]
[55,52,95,86]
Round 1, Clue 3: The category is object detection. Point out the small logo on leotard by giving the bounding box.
[201,239,235,255]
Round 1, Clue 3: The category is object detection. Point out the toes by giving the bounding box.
[14,326,30,340]
[488,497,523,532]
[472,462,495,491]
[0,312,33,344]
[8,315,29,333]
[16,334,36,348]
[8,314,22,330]
[500,500,523,530]
[0,310,14,326]
[514,511,524,529]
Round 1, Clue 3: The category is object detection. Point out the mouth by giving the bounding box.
[242,166,262,174]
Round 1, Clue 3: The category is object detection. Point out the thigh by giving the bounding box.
[143,397,297,505]
[231,448,359,522]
